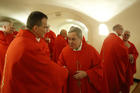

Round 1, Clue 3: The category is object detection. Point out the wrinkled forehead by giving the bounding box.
[68,32,77,37]
[68,33,80,40]
[124,31,130,35]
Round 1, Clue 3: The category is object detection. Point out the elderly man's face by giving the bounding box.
[116,26,123,36]
[68,32,82,49]
[123,31,130,41]
[4,23,14,34]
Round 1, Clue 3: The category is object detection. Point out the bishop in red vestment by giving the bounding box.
[52,29,67,62]
[0,22,15,83]
[100,24,129,93]
[122,31,139,93]
[1,11,68,93]
[58,26,103,93]
[44,28,56,58]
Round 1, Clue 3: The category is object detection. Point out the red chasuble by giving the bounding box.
[0,31,14,83]
[44,30,56,58]
[100,33,129,93]
[126,41,139,86]
[52,35,67,62]
[58,40,103,93]
[1,29,68,93]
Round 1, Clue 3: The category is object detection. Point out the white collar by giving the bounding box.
[73,42,82,51]
[111,31,118,36]
[36,38,40,42]
[111,31,122,39]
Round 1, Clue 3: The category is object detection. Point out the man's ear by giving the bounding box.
[32,25,38,32]
[3,25,6,30]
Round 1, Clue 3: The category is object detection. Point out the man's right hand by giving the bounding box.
[129,54,134,64]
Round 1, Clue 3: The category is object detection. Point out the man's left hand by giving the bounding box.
[73,70,87,79]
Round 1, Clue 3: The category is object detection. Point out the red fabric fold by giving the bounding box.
[1,29,68,93]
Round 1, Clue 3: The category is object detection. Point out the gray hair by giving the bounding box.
[0,19,13,26]
[113,24,123,31]
[68,26,82,38]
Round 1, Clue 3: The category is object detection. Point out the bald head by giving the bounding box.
[123,30,130,41]
[60,29,67,38]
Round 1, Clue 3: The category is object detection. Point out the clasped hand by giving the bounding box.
[73,70,87,79]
